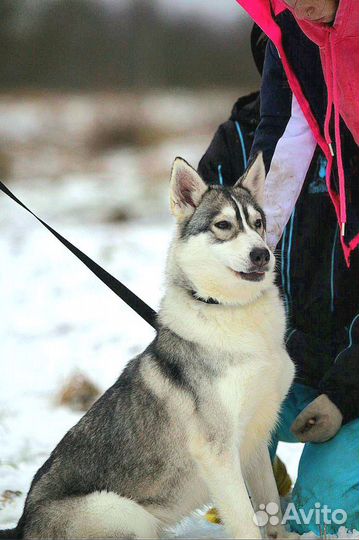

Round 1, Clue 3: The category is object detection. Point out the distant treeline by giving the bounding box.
[0,0,257,90]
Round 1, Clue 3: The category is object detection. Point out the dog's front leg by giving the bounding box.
[195,443,261,539]
[243,444,298,539]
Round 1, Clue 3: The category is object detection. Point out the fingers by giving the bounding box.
[291,417,318,442]
[294,422,325,442]
[291,416,336,443]
[290,395,343,443]
[290,409,316,437]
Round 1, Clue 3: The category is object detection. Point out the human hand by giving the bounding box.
[290,394,343,443]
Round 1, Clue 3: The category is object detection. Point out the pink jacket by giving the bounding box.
[236,0,359,265]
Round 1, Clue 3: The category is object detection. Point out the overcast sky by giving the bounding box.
[155,0,246,23]
[103,0,248,25]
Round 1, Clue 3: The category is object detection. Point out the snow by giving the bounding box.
[0,93,357,538]
[0,206,169,530]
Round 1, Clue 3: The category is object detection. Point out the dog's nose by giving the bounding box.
[250,247,270,268]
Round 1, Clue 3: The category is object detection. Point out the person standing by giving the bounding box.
[199,1,359,534]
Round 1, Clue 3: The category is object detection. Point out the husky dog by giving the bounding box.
[2,154,295,540]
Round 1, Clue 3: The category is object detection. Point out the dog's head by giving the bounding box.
[169,153,275,305]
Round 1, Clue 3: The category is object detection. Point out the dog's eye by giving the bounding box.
[215,220,232,230]
[254,219,262,229]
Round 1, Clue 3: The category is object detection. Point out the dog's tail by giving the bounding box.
[0,528,21,539]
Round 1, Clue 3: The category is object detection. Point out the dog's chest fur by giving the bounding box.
[159,284,294,458]
[161,284,285,356]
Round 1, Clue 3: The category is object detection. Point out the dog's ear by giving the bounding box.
[170,158,208,221]
[234,152,266,207]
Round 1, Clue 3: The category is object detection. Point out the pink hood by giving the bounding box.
[236,0,359,265]
[295,0,359,146]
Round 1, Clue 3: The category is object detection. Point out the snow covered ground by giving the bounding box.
[0,93,357,538]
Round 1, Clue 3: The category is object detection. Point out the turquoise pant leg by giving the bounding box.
[292,419,359,536]
[270,384,359,535]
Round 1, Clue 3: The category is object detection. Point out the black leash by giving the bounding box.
[0,180,157,330]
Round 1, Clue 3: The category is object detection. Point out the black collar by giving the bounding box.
[190,290,220,305]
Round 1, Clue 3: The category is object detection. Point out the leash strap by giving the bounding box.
[0,180,157,330]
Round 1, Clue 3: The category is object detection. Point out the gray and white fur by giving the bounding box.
[3,154,296,539]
